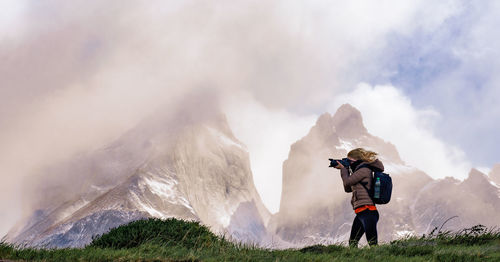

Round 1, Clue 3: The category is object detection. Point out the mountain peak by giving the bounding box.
[316,112,333,124]
[9,91,271,248]
[463,168,494,191]
[330,103,367,138]
[313,112,334,134]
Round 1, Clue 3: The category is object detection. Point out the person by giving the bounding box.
[333,147,384,247]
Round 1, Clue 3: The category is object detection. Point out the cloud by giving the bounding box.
[0,0,437,231]
[0,0,27,39]
[330,83,471,179]
[0,0,485,236]
[423,1,500,166]
[0,0,331,235]
[364,0,500,167]
[223,91,317,213]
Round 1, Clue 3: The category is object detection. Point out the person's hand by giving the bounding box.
[334,161,344,169]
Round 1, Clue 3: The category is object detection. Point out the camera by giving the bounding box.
[328,158,351,168]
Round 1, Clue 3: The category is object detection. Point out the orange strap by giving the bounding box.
[355,205,377,214]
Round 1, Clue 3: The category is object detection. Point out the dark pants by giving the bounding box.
[349,209,379,247]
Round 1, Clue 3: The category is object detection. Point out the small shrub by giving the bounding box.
[88,217,223,249]
[426,225,500,246]
[299,244,344,254]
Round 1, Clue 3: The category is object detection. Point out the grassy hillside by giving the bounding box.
[1,218,499,261]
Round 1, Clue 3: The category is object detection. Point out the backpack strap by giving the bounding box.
[355,163,375,200]
[360,182,373,199]
[355,163,373,172]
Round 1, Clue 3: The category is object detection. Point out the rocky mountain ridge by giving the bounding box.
[269,104,500,246]
[7,100,275,248]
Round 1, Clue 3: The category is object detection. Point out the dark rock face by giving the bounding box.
[270,104,500,246]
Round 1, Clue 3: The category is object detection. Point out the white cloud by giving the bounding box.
[330,83,471,179]
[0,0,27,40]
[223,91,317,213]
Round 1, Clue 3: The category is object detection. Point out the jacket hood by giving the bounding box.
[368,159,384,172]
[356,159,384,172]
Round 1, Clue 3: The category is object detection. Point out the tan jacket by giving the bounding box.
[340,159,385,210]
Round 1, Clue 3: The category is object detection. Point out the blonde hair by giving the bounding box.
[347,148,378,162]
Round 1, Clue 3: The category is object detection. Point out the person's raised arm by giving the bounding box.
[335,161,353,192]
[340,167,353,192]
[340,167,370,188]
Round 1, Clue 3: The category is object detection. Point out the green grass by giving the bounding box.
[1,218,500,261]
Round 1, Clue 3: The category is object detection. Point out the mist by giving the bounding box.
[2,0,499,237]
[0,0,343,236]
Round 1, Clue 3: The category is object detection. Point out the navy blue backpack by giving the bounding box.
[358,164,393,204]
